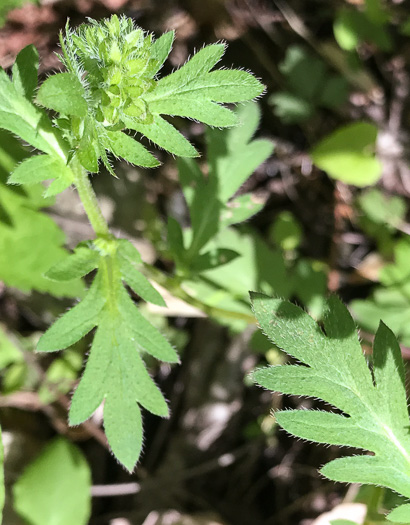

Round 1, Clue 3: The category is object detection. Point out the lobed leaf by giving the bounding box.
[252,293,410,503]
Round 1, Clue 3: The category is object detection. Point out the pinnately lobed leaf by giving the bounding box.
[251,293,410,521]
[39,239,178,471]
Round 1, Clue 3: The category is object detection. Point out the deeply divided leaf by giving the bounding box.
[251,293,410,505]
[40,239,176,471]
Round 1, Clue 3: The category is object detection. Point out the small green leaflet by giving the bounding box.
[251,293,410,521]
[311,122,381,187]
[40,239,177,471]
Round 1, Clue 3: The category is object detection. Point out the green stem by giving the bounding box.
[71,158,110,237]
[69,160,254,325]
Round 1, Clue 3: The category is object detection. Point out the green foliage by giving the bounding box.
[334,1,392,52]
[170,102,273,272]
[1,16,263,470]
[270,46,349,123]
[270,211,302,251]
[252,293,410,522]
[357,189,406,257]
[0,326,27,394]
[352,238,410,346]
[0,131,83,296]
[47,15,264,173]
[39,238,178,471]
[311,122,381,186]
[13,438,91,525]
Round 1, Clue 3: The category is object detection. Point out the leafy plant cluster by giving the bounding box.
[1,5,410,525]
[0,14,264,474]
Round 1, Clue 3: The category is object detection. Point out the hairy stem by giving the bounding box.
[71,158,110,237]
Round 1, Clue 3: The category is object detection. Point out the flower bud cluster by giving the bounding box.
[62,15,160,127]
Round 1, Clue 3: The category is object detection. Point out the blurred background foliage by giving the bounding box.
[1,0,410,524]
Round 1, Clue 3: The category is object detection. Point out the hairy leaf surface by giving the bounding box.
[252,293,410,518]
[38,240,177,471]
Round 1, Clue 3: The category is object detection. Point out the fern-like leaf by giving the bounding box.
[251,293,410,522]
[41,239,178,471]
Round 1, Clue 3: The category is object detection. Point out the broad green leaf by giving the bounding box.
[177,157,203,207]
[187,175,220,258]
[38,351,81,404]
[387,503,410,522]
[0,183,83,297]
[0,68,68,160]
[126,114,198,157]
[252,294,410,501]
[274,46,349,121]
[0,327,22,369]
[36,73,88,117]
[311,122,381,186]
[12,45,39,100]
[220,194,265,228]
[46,245,100,281]
[334,7,392,52]
[107,130,160,167]
[13,438,91,525]
[270,92,314,124]
[351,240,410,347]
[271,211,302,251]
[9,154,73,186]
[43,173,73,197]
[37,275,105,352]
